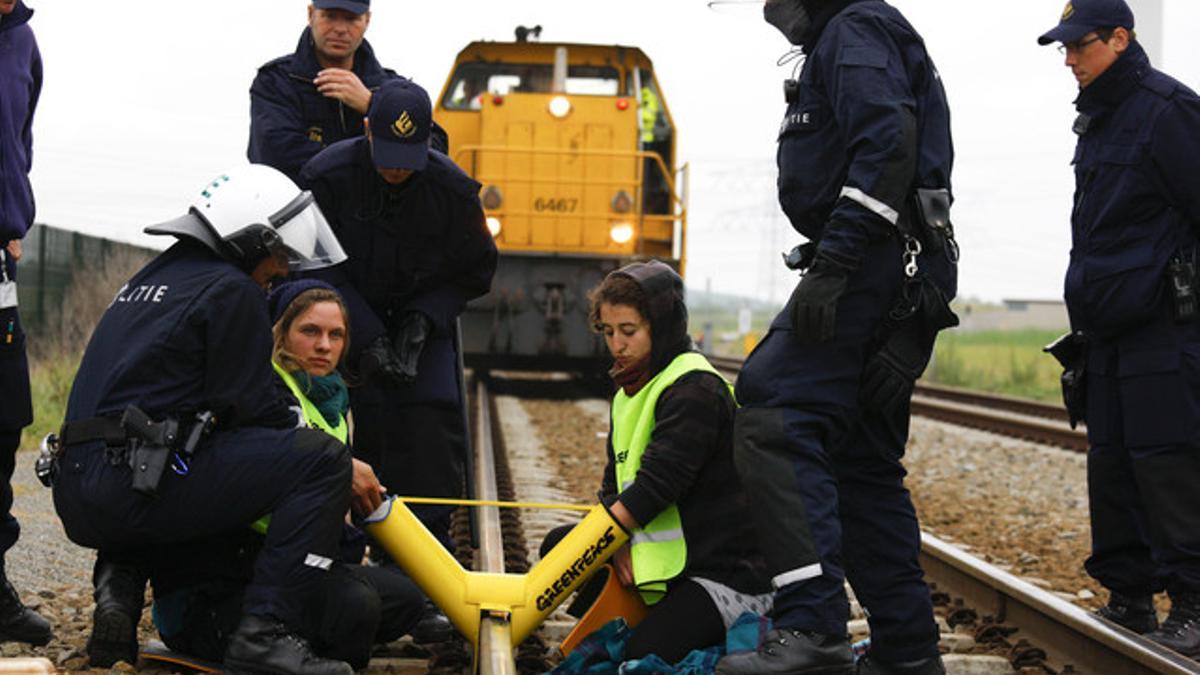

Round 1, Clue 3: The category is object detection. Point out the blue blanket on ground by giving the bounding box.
[547,612,772,674]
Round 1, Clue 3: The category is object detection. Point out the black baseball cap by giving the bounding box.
[367,80,431,171]
[1038,0,1134,46]
[313,0,369,16]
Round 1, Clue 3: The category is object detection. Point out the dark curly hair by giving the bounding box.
[588,273,649,331]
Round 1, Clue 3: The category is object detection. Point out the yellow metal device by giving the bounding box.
[435,34,689,368]
[363,497,628,649]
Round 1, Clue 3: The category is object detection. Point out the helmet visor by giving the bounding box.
[269,192,347,271]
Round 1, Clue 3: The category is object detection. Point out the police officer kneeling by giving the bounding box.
[52,164,356,675]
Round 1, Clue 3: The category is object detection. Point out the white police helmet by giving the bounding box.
[145,164,347,272]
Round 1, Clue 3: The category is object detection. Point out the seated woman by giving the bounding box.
[548,260,771,664]
[149,279,425,669]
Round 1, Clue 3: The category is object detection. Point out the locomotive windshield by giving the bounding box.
[442,62,622,110]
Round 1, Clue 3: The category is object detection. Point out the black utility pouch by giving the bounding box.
[121,405,179,498]
[1043,331,1087,428]
[1168,248,1198,323]
[911,188,959,262]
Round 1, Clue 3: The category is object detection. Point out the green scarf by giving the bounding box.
[290,370,349,427]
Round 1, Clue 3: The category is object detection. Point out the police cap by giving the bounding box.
[312,0,369,16]
[367,79,432,172]
[1038,0,1134,46]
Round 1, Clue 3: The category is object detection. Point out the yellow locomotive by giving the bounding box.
[434,28,688,369]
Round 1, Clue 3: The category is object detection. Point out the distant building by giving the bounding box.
[957,298,1068,332]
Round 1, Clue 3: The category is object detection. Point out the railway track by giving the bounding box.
[709,354,1089,452]
[459,363,1200,673]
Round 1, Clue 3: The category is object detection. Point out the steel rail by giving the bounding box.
[922,532,1200,674]
[909,394,1088,452]
[914,381,1070,422]
[473,376,517,675]
[709,355,1088,451]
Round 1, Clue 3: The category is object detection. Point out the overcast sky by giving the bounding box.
[23,0,1198,303]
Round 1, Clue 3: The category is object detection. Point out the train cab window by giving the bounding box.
[632,69,673,214]
[443,62,622,109]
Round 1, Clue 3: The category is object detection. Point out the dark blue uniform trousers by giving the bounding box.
[1083,330,1200,596]
[0,431,20,560]
[351,383,466,551]
[734,236,940,664]
[53,426,351,627]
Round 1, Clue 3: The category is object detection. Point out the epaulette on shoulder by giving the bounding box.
[305,139,365,178]
[258,54,293,73]
[1141,70,1179,99]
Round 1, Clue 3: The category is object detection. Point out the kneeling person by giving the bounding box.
[149,280,425,669]
[54,165,355,675]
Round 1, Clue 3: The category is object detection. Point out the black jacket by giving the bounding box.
[300,138,497,406]
[247,28,447,183]
[781,0,956,296]
[1065,42,1200,340]
[599,262,769,594]
[65,241,294,430]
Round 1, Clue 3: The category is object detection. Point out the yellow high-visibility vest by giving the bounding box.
[252,362,349,534]
[611,351,732,604]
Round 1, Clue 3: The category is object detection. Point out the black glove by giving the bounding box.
[788,254,853,343]
[359,335,408,386]
[861,320,930,413]
[1043,331,1087,428]
[392,311,433,383]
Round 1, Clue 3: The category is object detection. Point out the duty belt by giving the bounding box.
[48,408,216,497]
[58,415,126,449]
[36,415,126,487]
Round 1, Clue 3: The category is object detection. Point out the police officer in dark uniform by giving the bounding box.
[0,0,52,648]
[718,1,957,674]
[299,78,496,636]
[248,0,447,183]
[54,164,357,675]
[1038,0,1200,655]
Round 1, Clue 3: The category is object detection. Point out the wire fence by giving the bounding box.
[15,224,155,331]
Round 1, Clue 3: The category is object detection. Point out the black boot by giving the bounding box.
[224,614,353,675]
[86,558,147,667]
[1146,592,1200,656]
[1095,591,1158,634]
[0,570,51,646]
[856,654,946,675]
[715,629,854,675]
[410,599,454,644]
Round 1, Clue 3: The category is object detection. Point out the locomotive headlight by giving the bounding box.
[548,95,572,118]
[610,190,633,214]
[481,185,503,210]
[609,222,634,244]
[486,217,503,237]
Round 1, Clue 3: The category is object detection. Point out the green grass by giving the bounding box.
[925,329,1064,402]
[20,349,81,452]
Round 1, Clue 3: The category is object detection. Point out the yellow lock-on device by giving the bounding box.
[363,497,629,648]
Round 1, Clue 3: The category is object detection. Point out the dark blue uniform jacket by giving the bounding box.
[65,241,295,430]
[1065,42,1200,345]
[0,0,40,246]
[0,1,40,431]
[248,28,447,183]
[300,138,497,406]
[780,0,955,294]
